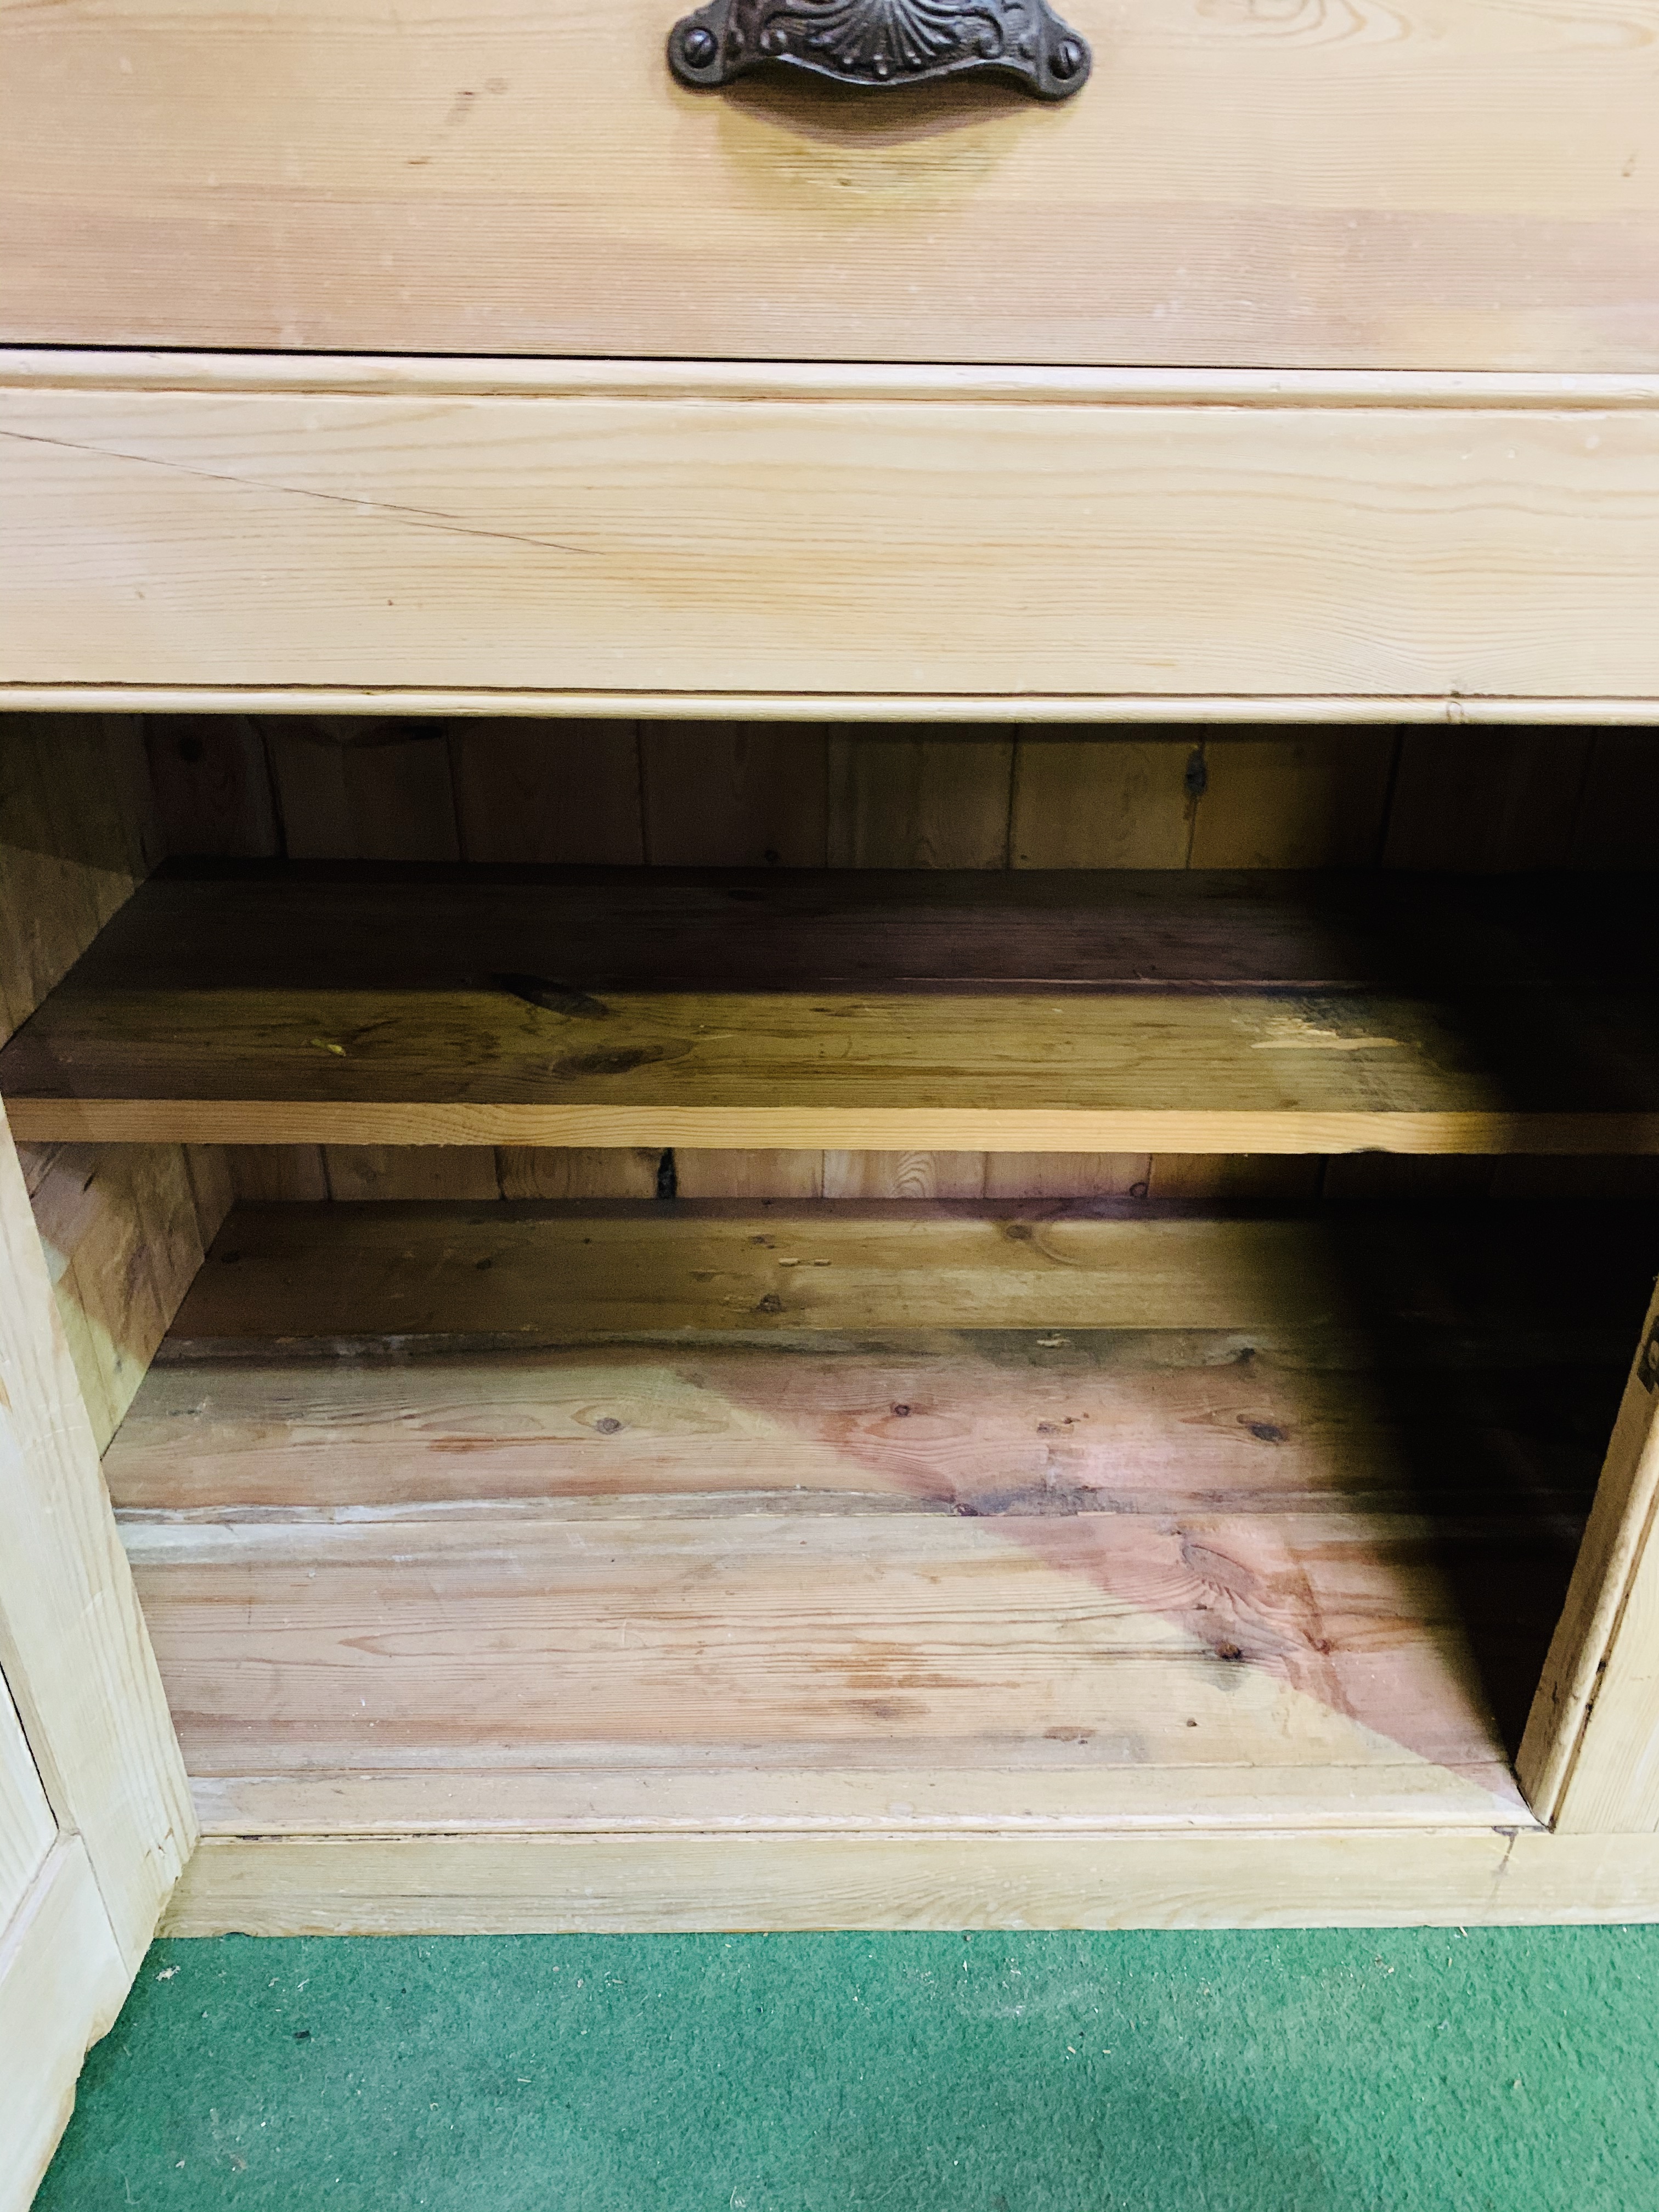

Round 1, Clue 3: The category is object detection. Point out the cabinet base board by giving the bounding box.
[162,1828,1659,1936]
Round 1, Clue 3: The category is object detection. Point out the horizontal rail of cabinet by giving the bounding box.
[9,356,1659,712]
[160,1830,1659,1937]
[5,865,1659,1153]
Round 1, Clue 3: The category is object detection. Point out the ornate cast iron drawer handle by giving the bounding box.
[668,0,1091,101]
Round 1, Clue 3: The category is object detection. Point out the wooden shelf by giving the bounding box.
[5,864,1659,1152]
[108,1199,1654,1840]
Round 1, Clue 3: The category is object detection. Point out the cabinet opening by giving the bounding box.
[7,711,1658,1853]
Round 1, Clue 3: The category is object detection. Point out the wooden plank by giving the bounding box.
[0,1840,129,2212]
[10,865,1659,1154]
[641,725,826,866]
[118,1330,1609,1518]
[320,1146,501,1202]
[1192,734,1398,869]
[266,720,461,861]
[0,714,155,1047]
[119,1508,1530,1815]
[452,721,644,865]
[5,1,1658,371]
[28,1142,211,1453]
[142,715,279,858]
[0,1672,54,1940]
[147,1201,1659,1355]
[160,1830,1659,1936]
[15,373,1659,702]
[182,1144,236,1251]
[225,1146,330,1204]
[1571,733,1659,868]
[826,735,1014,868]
[112,1201,1635,1839]
[183,1765,1523,1839]
[1521,1275,1659,1832]
[674,1151,824,1198]
[495,1148,662,1200]
[0,1113,193,1970]
[823,1153,988,1200]
[1383,730,1596,870]
[1010,735,1194,870]
[1149,1158,1326,1206]
[983,1156,1149,1200]
[1326,1156,1495,1207]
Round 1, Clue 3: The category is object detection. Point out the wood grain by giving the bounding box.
[153,1199,1658,1352]
[110,1197,1643,1840]
[13,376,1659,702]
[0,714,156,1047]
[119,1509,1529,1825]
[826,735,1014,868]
[495,1148,662,1200]
[158,1829,1659,1937]
[9,865,1659,1154]
[0,1114,193,1970]
[320,1146,501,1203]
[1190,735,1398,870]
[224,1146,330,1203]
[0,1841,128,2212]
[266,721,461,862]
[28,1142,215,1452]
[1011,736,1194,871]
[1521,1272,1659,1832]
[0,1674,54,1942]
[642,725,827,867]
[4,1,1658,370]
[143,716,279,860]
[452,722,644,866]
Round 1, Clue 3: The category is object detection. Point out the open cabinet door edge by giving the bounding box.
[1520,1272,1659,1830]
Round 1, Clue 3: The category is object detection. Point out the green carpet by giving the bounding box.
[35,1927,1659,2210]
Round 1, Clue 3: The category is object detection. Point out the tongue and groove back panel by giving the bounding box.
[38,711,1657,1208]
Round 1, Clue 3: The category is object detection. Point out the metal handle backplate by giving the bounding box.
[668,0,1091,101]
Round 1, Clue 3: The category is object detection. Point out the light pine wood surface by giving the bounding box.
[0,1840,128,2211]
[7,866,1659,1154]
[117,715,1653,1207]
[3,4,1657,369]
[9,368,1659,704]
[0,1673,54,1944]
[129,1198,1659,1353]
[107,1198,1654,1860]
[161,1829,1659,1937]
[0,1115,194,1971]
[26,1143,232,1453]
[1522,1272,1659,1834]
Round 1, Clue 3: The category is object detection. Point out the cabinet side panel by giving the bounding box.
[0,1113,194,1967]
[0,1668,54,1940]
[0,714,156,1046]
[0,1840,128,2212]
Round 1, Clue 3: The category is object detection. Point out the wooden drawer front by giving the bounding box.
[5,358,1659,713]
[2,0,1657,369]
